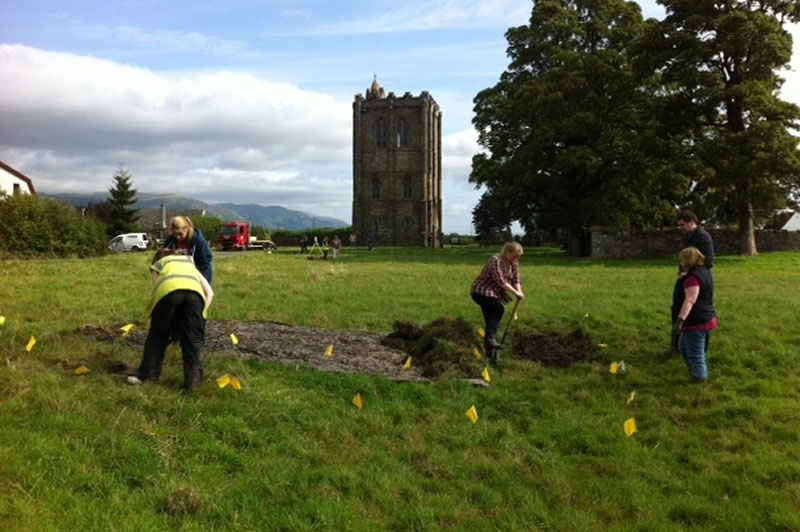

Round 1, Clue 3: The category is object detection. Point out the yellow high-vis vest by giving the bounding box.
[147,255,207,318]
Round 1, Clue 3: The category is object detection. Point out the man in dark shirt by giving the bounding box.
[677,210,714,268]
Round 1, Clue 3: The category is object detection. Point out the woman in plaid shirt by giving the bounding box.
[471,242,525,360]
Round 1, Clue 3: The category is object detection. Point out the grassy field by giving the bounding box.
[1,246,799,531]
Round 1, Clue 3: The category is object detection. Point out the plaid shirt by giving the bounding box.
[470,254,520,303]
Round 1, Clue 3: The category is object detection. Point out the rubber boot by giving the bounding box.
[484,320,501,361]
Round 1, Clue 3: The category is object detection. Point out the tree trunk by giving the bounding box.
[738,197,757,256]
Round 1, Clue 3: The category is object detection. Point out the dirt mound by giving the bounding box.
[382,317,484,379]
[510,327,601,368]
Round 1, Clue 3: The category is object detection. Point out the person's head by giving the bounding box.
[679,246,705,272]
[677,210,699,235]
[152,247,177,265]
[500,241,524,264]
[170,216,195,242]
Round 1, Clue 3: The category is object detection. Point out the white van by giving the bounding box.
[109,233,151,253]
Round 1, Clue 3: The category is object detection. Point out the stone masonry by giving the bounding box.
[352,77,442,247]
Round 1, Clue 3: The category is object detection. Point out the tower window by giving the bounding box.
[403,174,412,199]
[396,119,408,147]
[371,177,382,199]
[376,118,387,147]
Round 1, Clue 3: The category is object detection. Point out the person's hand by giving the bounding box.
[516,290,525,300]
[671,318,684,351]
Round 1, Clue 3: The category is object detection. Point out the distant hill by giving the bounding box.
[46,193,349,232]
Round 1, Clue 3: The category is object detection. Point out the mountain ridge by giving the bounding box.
[45,192,349,231]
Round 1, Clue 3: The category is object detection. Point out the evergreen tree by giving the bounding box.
[107,166,140,236]
[642,0,800,255]
[471,0,679,254]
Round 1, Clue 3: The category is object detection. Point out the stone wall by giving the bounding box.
[590,228,800,258]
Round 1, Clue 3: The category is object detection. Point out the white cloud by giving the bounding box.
[0,44,353,219]
[313,0,530,35]
[72,24,250,56]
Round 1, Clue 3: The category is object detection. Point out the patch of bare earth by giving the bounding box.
[81,320,428,382]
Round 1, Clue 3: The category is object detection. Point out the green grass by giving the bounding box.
[1,246,800,531]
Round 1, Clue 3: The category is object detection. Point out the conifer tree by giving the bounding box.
[107,165,140,236]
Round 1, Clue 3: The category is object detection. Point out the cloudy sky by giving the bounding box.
[1,1,798,233]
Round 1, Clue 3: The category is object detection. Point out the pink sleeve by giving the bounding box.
[683,276,701,289]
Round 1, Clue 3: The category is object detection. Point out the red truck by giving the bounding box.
[218,221,276,251]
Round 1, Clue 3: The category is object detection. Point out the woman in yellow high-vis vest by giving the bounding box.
[128,248,214,390]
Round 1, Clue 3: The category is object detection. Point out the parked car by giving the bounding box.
[109,233,151,253]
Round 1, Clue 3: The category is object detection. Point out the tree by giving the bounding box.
[472,192,512,242]
[643,0,800,254]
[471,0,682,255]
[107,166,140,236]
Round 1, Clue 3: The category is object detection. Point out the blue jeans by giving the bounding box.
[678,329,710,380]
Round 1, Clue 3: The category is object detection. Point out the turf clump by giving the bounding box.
[382,317,483,379]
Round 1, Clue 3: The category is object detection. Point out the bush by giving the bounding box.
[0,193,108,258]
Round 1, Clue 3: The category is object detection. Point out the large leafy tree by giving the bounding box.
[107,165,140,236]
[471,0,681,255]
[643,0,800,255]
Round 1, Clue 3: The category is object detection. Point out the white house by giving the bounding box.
[0,160,37,196]
[780,211,800,231]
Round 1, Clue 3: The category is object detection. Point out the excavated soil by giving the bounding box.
[80,320,429,382]
[510,328,602,368]
[80,319,601,382]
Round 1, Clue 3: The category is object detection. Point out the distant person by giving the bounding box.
[299,234,308,254]
[163,216,214,283]
[671,246,717,383]
[349,233,356,248]
[331,235,342,259]
[470,242,524,362]
[677,210,714,269]
[128,249,214,391]
[322,236,329,248]
[367,234,374,251]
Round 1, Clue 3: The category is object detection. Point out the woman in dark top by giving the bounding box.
[671,246,717,382]
[162,216,214,284]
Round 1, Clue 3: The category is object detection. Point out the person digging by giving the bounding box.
[470,242,525,362]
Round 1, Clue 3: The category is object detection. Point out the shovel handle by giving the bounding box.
[500,298,521,346]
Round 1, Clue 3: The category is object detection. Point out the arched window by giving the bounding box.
[371,176,382,199]
[396,119,408,147]
[376,118,387,147]
[403,174,412,199]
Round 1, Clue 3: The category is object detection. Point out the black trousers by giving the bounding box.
[138,290,206,389]
[471,292,504,339]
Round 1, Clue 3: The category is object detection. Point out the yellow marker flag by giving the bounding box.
[352,393,363,410]
[627,391,637,405]
[473,347,482,360]
[465,405,479,424]
[230,377,242,391]
[598,343,608,348]
[324,344,334,356]
[624,417,637,437]
[0,316,6,326]
[609,361,619,374]
[26,336,36,352]
[230,333,239,346]
[120,323,134,337]
[477,328,485,338]
[217,374,231,388]
[403,356,412,370]
[74,365,90,375]
[481,367,491,383]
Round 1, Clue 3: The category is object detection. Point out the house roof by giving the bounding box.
[0,160,37,195]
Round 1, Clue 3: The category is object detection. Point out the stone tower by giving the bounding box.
[352,77,442,247]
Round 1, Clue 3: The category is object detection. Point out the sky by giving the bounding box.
[1,1,799,234]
